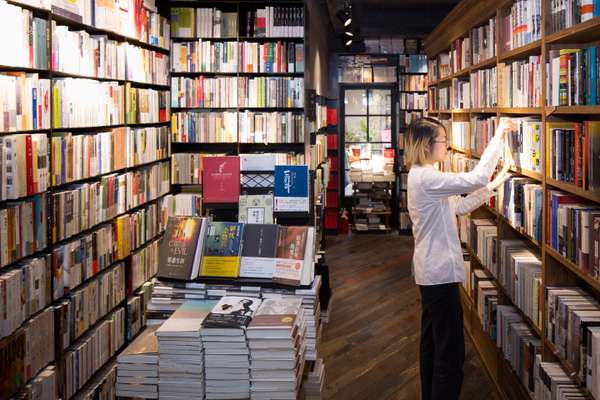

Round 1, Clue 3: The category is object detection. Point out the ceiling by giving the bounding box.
[326,0,460,39]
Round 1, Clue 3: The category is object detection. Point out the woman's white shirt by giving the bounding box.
[407,131,504,286]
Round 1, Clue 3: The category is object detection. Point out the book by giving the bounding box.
[0,2,48,70]
[171,41,238,73]
[202,156,240,204]
[548,0,600,33]
[239,111,304,143]
[498,175,544,242]
[171,153,203,185]
[247,297,303,337]
[469,66,497,108]
[451,36,471,73]
[245,6,304,38]
[157,216,209,281]
[124,44,168,86]
[200,222,244,278]
[0,73,51,132]
[497,56,542,107]
[202,296,261,331]
[273,226,310,286]
[238,77,304,108]
[239,42,305,73]
[157,300,217,338]
[0,134,49,201]
[502,0,541,51]
[400,74,428,92]
[130,238,160,296]
[452,78,470,109]
[273,165,309,213]
[164,193,203,217]
[171,112,238,143]
[116,326,159,399]
[128,126,170,167]
[399,93,427,110]
[546,46,599,106]
[239,224,278,279]
[125,85,170,124]
[238,195,274,224]
[470,17,496,65]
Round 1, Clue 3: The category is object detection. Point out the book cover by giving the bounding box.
[200,222,244,277]
[273,165,309,212]
[248,297,302,330]
[157,216,206,281]
[202,156,240,204]
[240,224,278,279]
[118,325,159,363]
[156,300,218,337]
[273,226,308,285]
[201,296,261,330]
[238,194,273,224]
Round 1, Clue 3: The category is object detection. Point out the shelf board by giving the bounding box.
[351,209,392,215]
[498,40,542,61]
[545,105,600,115]
[451,108,470,114]
[438,109,452,113]
[469,107,497,113]
[497,107,542,115]
[0,65,50,73]
[508,165,544,182]
[545,16,600,44]
[238,36,304,41]
[0,190,47,207]
[545,177,600,204]
[0,128,50,135]
[545,246,600,294]
[52,123,126,132]
[171,36,238,42]
[453,66,470,78]
[469,57,497,72]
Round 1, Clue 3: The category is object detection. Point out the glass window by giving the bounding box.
[344,90,367,115]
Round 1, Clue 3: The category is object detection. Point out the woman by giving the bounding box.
[405,117,514,400]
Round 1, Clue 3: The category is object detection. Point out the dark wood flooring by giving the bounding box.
[320,233,501,400]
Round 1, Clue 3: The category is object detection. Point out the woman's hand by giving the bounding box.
[497,117,516,139]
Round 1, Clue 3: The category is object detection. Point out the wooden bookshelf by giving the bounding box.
[424,0,600,398]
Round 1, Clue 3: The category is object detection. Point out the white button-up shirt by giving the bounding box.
[407,131,504,286]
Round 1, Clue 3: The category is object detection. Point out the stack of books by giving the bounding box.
[247,297,305,400]
[156,300,217,400]
[304,358,326,400]
[116,326,160,399]
[201,296,261,400]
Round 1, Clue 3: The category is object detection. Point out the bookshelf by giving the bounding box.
[0,0,171,398]
[425,0,600,398]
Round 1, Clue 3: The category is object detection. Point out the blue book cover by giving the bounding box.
[590,46,597,105]
[534,189,542,242]
[273,165,309,212]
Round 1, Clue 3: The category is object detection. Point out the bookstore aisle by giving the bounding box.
[320,233,499,400]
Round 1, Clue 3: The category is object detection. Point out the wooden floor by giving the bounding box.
[320,233,501,400]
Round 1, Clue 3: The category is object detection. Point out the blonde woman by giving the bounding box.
[405,117,514,400]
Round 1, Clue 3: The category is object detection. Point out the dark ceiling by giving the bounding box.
[326,0,460,38]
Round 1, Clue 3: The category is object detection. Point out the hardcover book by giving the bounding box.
[247,297,303,331]
[238,194,273,224]
[273,226,308,285]
[273,165,309,212]
[201,296,261,330]
[156,300,218,338]
[240,224,278,279]
[200,222,244,277]
[157,216,209,281]
[203,156,240,204]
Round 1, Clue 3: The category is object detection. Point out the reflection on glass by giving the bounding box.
[369,89,392,114]
[369,116,392,142]
[345,116,368,142]
[344,90,367,115]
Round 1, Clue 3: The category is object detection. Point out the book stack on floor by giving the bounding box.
[304,358,326,400]
[247,297,305,400]
[116,326,160,399]
[201,296,261,400]
[156,300,217,400]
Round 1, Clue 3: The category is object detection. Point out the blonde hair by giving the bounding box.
[405,117,446,168]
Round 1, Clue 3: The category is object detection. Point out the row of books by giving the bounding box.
[428,86,450,111]
[498,176,543,242]
[547,121,600,190]
[0,73,51,133]
[126,282,152,341]
[59,261,126,346]
[126,160,170,209]
[12,366,57,400]
[72,362,117,400]
[451,36,471,73]
[51,196,168,300]
[547,190,600,277]
[52,79,125,129]
[130,238,160,295]
[239,42,305,74]
[548,0,600,34]
[0,1,48,69]
[163,193,203,217]
[244,7,304,38]
[400,74,427,91]
[172,41,237,73]
[63,307,126,400]
[123,44,169,86]
[545,286,600,397]
[470,66,497,108]
[399,93,427,110]
[171,111,237,143]
[465,263,541,395]
[469,115,496,156]
[125,85,170,124]
[0,134,49,201]
[0,305,55,399]
[498,56,542,107]
[0,256,50,339]
[51,0,170,50]
[159,218,315,286]
[0,193,46,269]
[534,357,592,400]
[507,117,543,174]
[239,111,304,143]
[471,17,496,65]
[364,37,421,54]
[445,151,477,173]
[171,7,237,39]
[502,0,541,51]
[453,78,470,109]
[546,46,599,106]
[401,111,423,127]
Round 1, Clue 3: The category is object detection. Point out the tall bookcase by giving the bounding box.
[0,0,171,398]
[425,0,600,398]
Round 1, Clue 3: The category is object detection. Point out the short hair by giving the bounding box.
[405,117,446,168]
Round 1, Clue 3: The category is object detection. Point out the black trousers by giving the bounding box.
[419,283,465,400]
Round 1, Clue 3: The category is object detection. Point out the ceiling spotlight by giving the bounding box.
[345,38,353,46]
[336,10,351,27]
[344,30,354,37]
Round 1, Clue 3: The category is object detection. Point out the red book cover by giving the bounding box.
[583,122,589,189]
[327,108,337,125]
[25,135,33,195]
[203,156,240,204]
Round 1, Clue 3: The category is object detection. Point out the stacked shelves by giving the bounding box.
[351,181,392,232]
[425,0,600,398]
[0,0,171,398]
